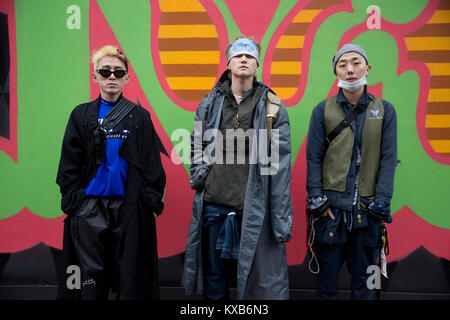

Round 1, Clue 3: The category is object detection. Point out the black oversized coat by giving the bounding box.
[56,96,166,299]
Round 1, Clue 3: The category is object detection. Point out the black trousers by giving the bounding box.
[315,236,379,300]
[71,197,124,300]
[313,206,381,300]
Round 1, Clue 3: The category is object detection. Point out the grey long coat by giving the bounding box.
[181,71,293,300]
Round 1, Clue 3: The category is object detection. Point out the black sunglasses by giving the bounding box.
[96,69,127,79]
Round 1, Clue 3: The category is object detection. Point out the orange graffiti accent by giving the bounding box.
[157,0,221,101]
[406,1,450,157]
[269,0,344,100]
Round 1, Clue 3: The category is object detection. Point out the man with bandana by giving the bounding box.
[182,37,293,300]
[306,43,398,300]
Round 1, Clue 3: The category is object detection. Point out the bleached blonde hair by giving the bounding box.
[91,45,128,71]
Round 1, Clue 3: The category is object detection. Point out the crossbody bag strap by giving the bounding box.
[93,97,136,165]
[99,96,136,133]
[266,91,282,144]
[325,104,364,145]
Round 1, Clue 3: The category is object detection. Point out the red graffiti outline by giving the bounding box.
[262,0,352,107]
[380,0,449,166]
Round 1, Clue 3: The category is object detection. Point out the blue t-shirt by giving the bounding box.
[84,98,129,197]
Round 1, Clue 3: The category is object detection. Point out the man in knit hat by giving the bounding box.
[305,43,398,299]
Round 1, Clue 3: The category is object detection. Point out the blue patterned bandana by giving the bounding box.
[227,38,260,66]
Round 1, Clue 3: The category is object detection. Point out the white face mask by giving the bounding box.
[337,76,367,92]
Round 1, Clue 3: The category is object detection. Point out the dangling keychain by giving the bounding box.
[234,113,240,129]
[380,223,389,279]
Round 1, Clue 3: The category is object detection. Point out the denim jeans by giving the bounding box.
[201,204,242,300]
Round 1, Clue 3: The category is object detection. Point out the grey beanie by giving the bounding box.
[332,43,369,74]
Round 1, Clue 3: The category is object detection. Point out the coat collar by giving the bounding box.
[214,69,270,95]
[336,85,371,106]
[85,96,101,132]
[84,93,125,131]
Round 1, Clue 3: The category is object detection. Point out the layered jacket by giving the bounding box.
[306,87,397,212]
[182,71,293,300]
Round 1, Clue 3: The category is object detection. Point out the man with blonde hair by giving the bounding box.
[57,45,166,300]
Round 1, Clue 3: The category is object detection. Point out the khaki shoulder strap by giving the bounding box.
[266,91,281,143]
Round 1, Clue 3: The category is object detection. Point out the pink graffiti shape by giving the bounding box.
[223,0,281,42]
[0,209,64,253]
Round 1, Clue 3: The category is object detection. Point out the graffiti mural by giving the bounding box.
[0,0,449,296]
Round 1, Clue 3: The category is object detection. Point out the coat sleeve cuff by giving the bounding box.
[374,192,391,205]
[307,187,323,198]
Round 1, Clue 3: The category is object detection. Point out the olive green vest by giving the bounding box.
[322,95,384,196]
